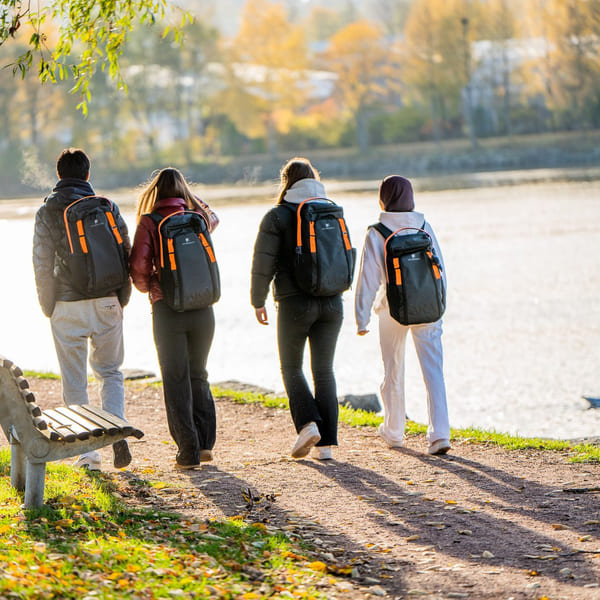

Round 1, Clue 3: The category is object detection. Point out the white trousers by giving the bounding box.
[377,308,450,444]
[50,297,125,419]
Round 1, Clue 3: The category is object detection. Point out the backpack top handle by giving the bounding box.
[63,195,116,255]
[153,209,211,270]
[294,197,335,251]
[375,222,432,285]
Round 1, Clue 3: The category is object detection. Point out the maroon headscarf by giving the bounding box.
[379,175,414,212]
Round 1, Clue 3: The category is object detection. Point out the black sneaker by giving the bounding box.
[113,440,132,469]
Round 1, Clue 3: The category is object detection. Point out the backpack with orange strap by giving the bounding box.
[63,195,129,297]
[371,222,445,325]
[146,210,220,312]
[290,198,356,297]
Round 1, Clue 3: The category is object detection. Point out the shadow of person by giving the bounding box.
[173,463,410,597]
[300,451,599,592]
[406,446,600,538]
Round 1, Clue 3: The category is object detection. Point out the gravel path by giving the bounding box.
[8,376,600,600]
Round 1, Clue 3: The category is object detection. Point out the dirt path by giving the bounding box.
[16,378,600,599]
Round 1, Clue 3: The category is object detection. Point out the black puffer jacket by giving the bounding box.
[250,202,304,308]
[32,178,132,317]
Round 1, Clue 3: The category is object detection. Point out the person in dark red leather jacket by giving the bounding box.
[129,167,219,469]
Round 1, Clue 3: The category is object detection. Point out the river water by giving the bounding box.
[1,178,599,440]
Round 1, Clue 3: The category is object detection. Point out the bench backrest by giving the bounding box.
[0,357,48,445]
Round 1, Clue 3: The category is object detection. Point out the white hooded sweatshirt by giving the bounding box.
[354,210,446,332]
[283,178,327,204]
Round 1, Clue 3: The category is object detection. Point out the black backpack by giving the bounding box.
[371,222,445,325]
[147,210,220,312]
[289,198,356,296]
[63,195,129,297]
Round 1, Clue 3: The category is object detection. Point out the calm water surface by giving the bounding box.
[2,180,599,439]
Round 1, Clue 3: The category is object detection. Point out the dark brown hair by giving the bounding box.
[56,148,90,180]
[277,157,319,204]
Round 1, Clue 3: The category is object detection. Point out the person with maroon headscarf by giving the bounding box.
[354,175,451,455]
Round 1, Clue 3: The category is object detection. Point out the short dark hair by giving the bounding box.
[56,148,90,180]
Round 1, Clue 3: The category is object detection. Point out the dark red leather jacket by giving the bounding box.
[129,197,218,304]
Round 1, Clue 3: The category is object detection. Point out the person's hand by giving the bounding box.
[357,329,369,336]
[255,306,269,325]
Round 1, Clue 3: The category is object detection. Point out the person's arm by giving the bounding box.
[195,196,219,232]
[354,228,386,335]
[250,210,282,317]
[114,205,132,307]
[32,208,57,318]
[129,216,156,294]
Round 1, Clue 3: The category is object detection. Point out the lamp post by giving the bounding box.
[461,16,478,149]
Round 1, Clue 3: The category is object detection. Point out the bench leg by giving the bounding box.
[10,442,26,492]
[24,461,46,509]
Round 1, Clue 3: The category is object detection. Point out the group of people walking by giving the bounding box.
[32,148,451,471]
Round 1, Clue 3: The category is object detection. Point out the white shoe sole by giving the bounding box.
[291,423,321,458]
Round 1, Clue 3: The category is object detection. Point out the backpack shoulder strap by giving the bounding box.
[143,212,162,225]
[369,222,393,238]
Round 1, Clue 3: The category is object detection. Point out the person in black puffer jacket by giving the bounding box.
[32,148,132,471]
[251,157,344,461]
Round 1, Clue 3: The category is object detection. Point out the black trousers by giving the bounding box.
[152,300,216,465]
[277,294,343,446]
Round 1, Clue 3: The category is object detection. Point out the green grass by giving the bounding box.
[23,370,61,380]
[212,387,600,463]
[0,449,335,599]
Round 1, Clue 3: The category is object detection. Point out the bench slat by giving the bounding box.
[21,389,36,403]
[14,376,29,390]
[79,405,131,429]
[43,409,89,441]
[46,424,76,443]
[78,405,143,439]
[54,406,104,437]
[26,402,42,418]
[68,405,119,435]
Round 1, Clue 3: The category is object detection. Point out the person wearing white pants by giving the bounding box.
[354,175,451,455]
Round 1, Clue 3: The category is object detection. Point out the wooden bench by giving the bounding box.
[0,355,144,508]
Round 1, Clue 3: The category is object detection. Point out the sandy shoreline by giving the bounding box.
[3,165,600,219]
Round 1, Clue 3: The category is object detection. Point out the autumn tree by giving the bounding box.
[521,0,600,130]
[217,0,308,155]
[326,20,396,150]
[480,0,519,137]
[0,0,187,112]
[403,0,483,144]
[372,0,412,37]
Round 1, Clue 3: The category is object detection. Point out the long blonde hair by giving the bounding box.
[276,157,319,204]
[136,167,205,221]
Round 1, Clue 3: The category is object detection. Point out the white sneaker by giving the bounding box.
[428,438,451,455]
[291,422,321,458]
[378,424,403,448]
[312,446,333,460]
[74,451,101,471]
